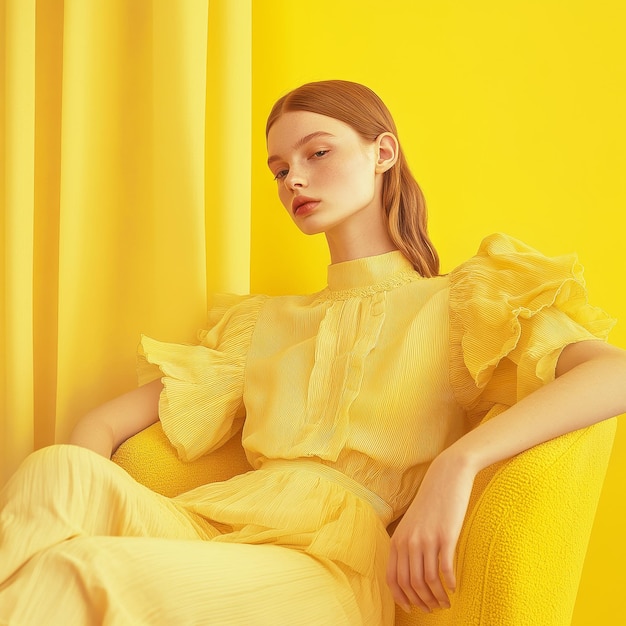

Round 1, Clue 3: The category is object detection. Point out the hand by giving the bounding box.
[386,451,476,613]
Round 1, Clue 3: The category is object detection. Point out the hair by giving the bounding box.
[266,80,440,277]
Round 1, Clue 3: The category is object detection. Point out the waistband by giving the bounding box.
[259,459,394,526]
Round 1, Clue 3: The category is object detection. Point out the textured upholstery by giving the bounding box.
[113,418,616,625]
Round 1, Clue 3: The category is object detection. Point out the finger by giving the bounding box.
[420,546,450,610]
[439,540,457,595]
[406,549,440,612]
[395,548,432,613]
[386,546,412,612]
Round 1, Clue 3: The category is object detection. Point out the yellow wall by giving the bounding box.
[250,2,626,624]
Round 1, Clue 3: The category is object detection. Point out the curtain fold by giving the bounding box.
[1,0,252,486]
[205,0,251,295]
[33,0,63,453]
[2,0,37,483]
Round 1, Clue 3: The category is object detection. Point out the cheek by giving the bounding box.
[319,159,363,188]
[336,160,376,198]
[338,149,375,180]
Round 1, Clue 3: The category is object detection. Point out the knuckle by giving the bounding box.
[407,534,426,551]
[409,573,428,593]
[397,570,411,589]
[389,537,402,552]
[440,562,453,576]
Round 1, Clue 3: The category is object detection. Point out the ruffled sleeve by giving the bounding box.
[449,233,616,423]
[137,294,267,461]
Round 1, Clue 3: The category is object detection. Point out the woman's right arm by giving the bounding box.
[68,379,163,458]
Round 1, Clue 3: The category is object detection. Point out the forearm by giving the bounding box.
[68,379,163,458]
[68,416,116,457]
[387,342,626,613]
[444,344,626,474]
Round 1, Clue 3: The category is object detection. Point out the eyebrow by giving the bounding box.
[267,131,336,166]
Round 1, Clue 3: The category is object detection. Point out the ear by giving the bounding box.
[374,132,399,174]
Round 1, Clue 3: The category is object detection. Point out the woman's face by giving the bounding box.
[266,111,383,238]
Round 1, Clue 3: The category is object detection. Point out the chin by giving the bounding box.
[291,218,327,237]
[296,227,325,237]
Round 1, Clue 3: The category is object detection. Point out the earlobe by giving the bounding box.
[375,132,399,173]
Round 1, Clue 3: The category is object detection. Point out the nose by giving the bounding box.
[284,167,306,190]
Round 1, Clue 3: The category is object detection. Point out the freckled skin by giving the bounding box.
[267,111,384,240]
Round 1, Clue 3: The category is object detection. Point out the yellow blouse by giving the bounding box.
[138,233,614,521]
[2,234,615,626]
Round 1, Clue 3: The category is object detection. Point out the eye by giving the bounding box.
[312,150,329,158]
[273,169,289,181]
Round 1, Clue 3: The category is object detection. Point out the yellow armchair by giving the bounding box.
[112,418,616,625]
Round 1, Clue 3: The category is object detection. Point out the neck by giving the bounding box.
[325,220,398,264]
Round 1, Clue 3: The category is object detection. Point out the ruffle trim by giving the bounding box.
[449,233,616,410]
[137,294,267,461]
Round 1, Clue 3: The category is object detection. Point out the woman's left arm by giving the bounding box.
[387,340,626,614]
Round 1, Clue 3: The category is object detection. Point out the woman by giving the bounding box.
[1,80,625,625]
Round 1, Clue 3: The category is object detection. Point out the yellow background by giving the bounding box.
[250,2,625,624]
[2,1,623,623]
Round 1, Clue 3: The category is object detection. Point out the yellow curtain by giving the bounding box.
[1,0,251,485]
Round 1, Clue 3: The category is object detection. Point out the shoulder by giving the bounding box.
[450,232,580,276]
[447,232,615,393]
[447,230,590,319]
[448,232,588,306]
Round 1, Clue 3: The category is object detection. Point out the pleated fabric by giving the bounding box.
[0,446,363,625]
[449,233,615,426]
[0,233,615,625]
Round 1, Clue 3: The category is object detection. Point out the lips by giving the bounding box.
[292,196,320,216]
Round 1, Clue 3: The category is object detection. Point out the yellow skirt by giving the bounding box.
[0,445,394,625]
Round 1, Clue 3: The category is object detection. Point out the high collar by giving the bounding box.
[327,250,416,292]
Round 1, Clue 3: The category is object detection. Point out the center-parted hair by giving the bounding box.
[266,80,440,277]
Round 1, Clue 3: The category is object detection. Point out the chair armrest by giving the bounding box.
[395,419,616,626]
[112,422,251,497]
